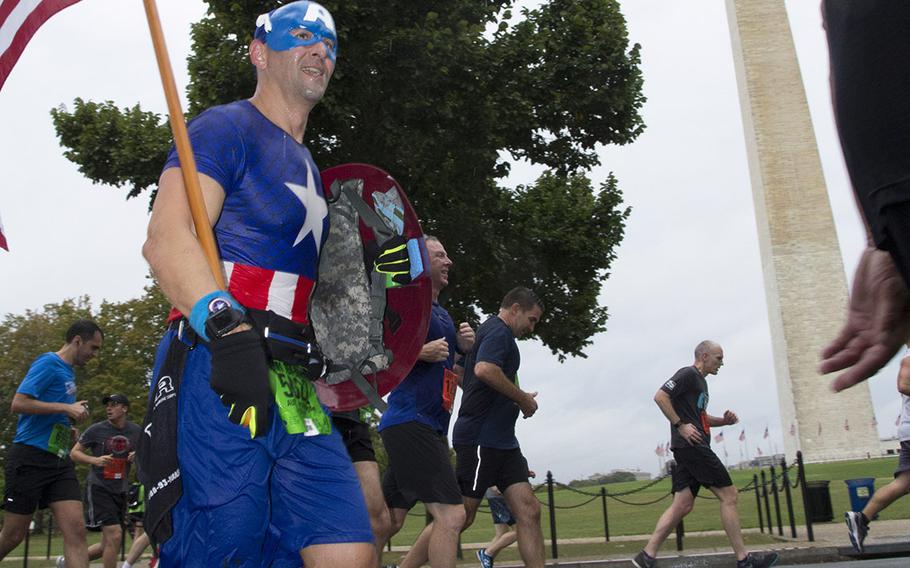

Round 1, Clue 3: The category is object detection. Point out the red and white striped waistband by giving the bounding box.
[225,261,314,324]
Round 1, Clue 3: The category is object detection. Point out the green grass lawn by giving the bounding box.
[3,456,904,564]
[386,455,908,546]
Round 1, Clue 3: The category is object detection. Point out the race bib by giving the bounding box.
[442,368,458,413]
[103,457,128,480]
[47,423,71,458]
[270,360,332,436]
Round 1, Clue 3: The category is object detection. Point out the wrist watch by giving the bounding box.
[204,298,246,339]
[673,420,683,429]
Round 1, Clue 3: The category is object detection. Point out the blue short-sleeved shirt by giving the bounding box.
[13,353,76,453]
[379,303,457,434]
[452,316,521,449]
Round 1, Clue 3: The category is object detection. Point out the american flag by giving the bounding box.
[0,210,7,251]
[789,422,795,436]
[1,0,82,90]
[739,429,746,442]
[714,431,724,443]
[763,426,769,439]
[655,443,663,457]
[844,419,850,432]
[756,446,763,456]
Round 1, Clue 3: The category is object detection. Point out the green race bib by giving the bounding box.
[47,423,70,458]
[269,360,331,436]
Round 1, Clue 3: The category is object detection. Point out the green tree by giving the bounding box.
[51,0,645,358]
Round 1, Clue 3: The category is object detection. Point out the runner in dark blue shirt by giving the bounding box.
[452,287,546,568]
[378,236,475,568]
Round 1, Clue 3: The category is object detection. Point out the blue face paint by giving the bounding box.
[254,1,338,62]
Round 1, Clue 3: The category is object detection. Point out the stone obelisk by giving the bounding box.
[725,0,879,462]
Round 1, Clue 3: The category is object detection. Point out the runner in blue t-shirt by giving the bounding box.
[140,3,376,566]
[378,236,475,568]
[452,286,545,568]
[0,320,102,568]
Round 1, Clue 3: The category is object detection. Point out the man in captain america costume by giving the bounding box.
[140,2,380,566]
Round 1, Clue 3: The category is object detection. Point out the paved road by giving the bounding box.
[779,560,910,568]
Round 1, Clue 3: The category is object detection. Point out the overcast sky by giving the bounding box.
[0,1,902,481]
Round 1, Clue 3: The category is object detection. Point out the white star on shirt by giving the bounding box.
[285,166,328,251]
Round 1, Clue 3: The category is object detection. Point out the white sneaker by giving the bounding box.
[55,556,66,568]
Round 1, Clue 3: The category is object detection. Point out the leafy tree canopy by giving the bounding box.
[51,0,645,358]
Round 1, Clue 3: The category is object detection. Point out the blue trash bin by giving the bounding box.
[845,478,876,512]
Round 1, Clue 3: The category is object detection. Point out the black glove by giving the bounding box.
[209,329,271,438]
[374,235,412,285]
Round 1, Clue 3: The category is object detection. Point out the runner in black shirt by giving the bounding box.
[633,341,779,568]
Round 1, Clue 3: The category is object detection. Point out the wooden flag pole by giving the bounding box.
[141,0,226,290]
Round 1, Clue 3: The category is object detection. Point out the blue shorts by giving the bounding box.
[488,495,515,525]
[153,329,373,567]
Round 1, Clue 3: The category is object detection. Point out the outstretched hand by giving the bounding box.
[819,247,910,392]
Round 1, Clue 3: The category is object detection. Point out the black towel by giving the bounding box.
[137,326,190,547]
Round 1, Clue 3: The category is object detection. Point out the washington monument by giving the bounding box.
[725,0,879,461]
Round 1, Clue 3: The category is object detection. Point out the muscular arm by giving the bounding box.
[142,167,228,315]
[11,393,87,422]
[474,361,537,417]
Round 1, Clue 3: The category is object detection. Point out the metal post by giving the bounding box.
[601,487,610,542]
[770,465,783,536]
[781,457,797,538]
[797,450,814,542]
[761,470,772,539]
[45,515,52,559]
[546,471,558,559]
[753,474,764,533]
[22,524,29,568]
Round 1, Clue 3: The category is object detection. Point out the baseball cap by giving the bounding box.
[102,393,129,406]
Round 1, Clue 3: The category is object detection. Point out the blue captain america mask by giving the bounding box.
[254,1,338,62]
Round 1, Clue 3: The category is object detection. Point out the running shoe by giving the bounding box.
[55,556,65,568]
[632,549,657,568]
[476,547,494,568]
[736,551,779,568]
[845,510,868,553]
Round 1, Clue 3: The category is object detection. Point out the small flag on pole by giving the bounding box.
[739,429,746,442]
[714,431,724,443]
[897,415,902,427]
[789,422,795,436]
[756,446,763,456]
[763,426,769,439]
[655,444,662,457]
[844,419,850,431]
[1,0,83,91]
[818,422,822,436]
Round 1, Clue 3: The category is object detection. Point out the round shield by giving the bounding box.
[311,163,431,411]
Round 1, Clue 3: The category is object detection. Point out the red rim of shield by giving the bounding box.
[316,163,431,411]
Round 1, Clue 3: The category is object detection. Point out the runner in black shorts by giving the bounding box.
[451,287,545,568]
[68,393,141,568]
[332,408,390,566]
[0,320,102,568]
[377,236,475,568]
[632,341,778,568]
